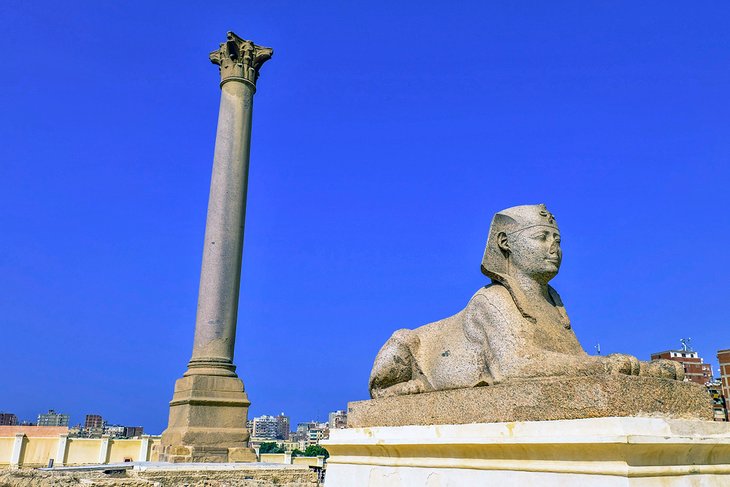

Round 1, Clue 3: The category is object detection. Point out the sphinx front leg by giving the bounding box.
[608,353,640,375]
[639,359,685,380]
[369,329,428,398]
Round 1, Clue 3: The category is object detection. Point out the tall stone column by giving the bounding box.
[159,31,273,464]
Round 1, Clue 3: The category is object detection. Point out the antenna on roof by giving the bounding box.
[680,337,693,352]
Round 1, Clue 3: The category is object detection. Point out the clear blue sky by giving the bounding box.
[1,1,728,434]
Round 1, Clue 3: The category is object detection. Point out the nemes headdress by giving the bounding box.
[481,204,570,328]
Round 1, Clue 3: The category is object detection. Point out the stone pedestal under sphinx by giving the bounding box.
[325,376,726,486]
[323,376,729,486]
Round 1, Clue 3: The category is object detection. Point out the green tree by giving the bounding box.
[290,448,305,457]
[258,442,285,454]
[302,445,329,459]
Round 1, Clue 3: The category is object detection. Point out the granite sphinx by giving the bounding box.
[369,204,684,399]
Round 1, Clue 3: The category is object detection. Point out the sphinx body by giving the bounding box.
[369,204,683,399]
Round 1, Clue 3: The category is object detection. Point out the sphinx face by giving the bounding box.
[507,225,562,283]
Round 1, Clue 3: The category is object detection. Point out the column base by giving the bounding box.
[158,374,256,463]
[158,445,257,463]
[185,357,238,377]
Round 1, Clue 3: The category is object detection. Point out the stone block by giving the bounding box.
[349,375,713,427]
[228,447,258,463]
[324,417,730,486]
[159,374,254,463]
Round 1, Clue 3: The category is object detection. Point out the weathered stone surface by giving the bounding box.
[137,464,318,487]
[369,204,684,400]
[227,447,258,463]
[0,464,318,486]
[351,375,713,427]
[159,375,255,463]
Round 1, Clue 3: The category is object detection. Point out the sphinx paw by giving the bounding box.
[604,354,641,376]
[372,379,428,398]
[640,359,685,380]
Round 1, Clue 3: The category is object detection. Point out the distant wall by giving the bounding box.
[0,433,160,468]
[0,439,13,464]
[292,456,325,468]
[259,452,324,468]
[0,426,68,437]
[260,452,288,463]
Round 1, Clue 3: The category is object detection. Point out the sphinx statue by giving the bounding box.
[369,204,684,399]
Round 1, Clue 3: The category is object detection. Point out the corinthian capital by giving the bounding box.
[210,31,273,88]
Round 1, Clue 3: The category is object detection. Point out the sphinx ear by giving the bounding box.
[497,231,510,254]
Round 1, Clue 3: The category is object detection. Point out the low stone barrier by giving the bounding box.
[0,433,159,468]
[0,463,318,486]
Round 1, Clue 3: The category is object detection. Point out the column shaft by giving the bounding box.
[187,80,255,376]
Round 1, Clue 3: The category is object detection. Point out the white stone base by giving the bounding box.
[322,417,730,486]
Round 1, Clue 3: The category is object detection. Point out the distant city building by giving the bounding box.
[123,426,144,438]
[294,421,312,440]
[280,440,300,452]
[252,415,279,440]
[294,421,328,446]
[70,421,143,439]
[328,410,347,429]
[84,414,104,431]
[251,413,290,440]
[651,344,713,385]
[105,425,126,437]
[0,413,18,426]
[275,413,290,440]
[37,410,69,427]
[719,349,730,402]
[289,426,304,446]
[707,380,728,422]
[307,427,325,445]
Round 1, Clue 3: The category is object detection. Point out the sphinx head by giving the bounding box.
[482,204,561,285]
